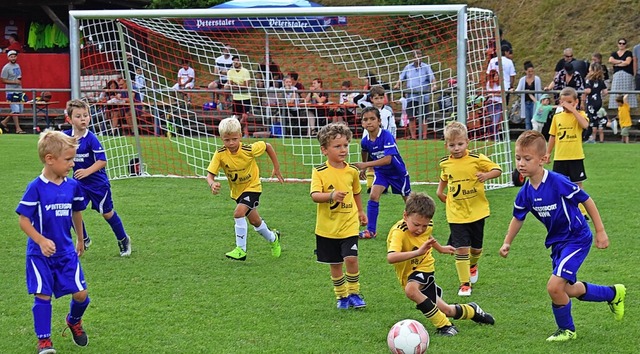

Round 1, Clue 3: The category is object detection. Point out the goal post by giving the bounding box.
[68,5,513,188]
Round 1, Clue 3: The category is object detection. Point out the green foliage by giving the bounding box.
[1,135,638,353]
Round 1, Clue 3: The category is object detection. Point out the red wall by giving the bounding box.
[13,53,70,109]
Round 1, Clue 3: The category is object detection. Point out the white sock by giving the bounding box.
[254,220,275,242]
[234,217,247,251]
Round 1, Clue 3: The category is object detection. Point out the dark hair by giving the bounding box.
[341,80,351,88]
[369,85,385,98]
[361,106,381,121]
[592,52,602,61]
[563,62,574,74]
[405,192,436,219]
[8,33,18,41]
[523,61,534,71]
[289,71,299,81]
[501,44,511,54]
[232,55,239,61]
[313,78,323,87]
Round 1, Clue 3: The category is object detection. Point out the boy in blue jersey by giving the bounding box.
[17,130,91,353]
[64,99,131,256]
[500,130,626,342]
[353,106,411,239]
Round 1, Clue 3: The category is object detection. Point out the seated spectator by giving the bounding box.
[208,45,233,108]
[171,59,195,103]
[2,34,23,53]
[99,79,129,135]
[336,80,357,124]
[289,71,304,91]
[259,54,283,88]
[304,78,328,136]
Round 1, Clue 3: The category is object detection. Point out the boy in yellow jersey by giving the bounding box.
[310,122,368,309]
[387,192,495,337]
[206,117,284,261]
[616,94,632,144]
[546,87,590,218]
[436,121,502,297]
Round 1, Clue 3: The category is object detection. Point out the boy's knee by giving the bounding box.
[72,290,88,302]
[103,210,114,219]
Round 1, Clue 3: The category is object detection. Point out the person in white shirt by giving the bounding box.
[171,59,195,103]
[486,45,516,91]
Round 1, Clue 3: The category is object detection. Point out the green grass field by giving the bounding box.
[0,134,638,353]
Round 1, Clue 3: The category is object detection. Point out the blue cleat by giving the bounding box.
[348,293,366,309]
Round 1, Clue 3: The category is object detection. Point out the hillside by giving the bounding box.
[466,0,640,85]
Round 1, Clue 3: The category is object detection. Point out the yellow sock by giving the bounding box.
[417,299,452,328]
[346,271,360,295]
[456,303,476,320]
[331,275,348,299]
[470,250,482,267]
[455,253,471,284]
[366,169,374,189]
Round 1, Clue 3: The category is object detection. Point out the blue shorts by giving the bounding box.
[549,238,591,284]
[81,185,114,214]
[26,252,87,298]
[374,173,411,196]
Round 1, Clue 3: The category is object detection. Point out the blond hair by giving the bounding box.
[515,130,546,157]
[405,192,436,219]
[38,130,78,163]
[66,99,90,120]
[218,117,242,136]
[317,122,352,147]
[443,121,468,142]
[560,87,578,101]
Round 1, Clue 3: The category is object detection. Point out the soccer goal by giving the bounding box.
[69,5,513,188]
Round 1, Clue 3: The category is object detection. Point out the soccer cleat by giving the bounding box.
[83,236,92,251]
[225,247,247,261]
[609,284,626,321]
[37,338,56,354]
[436,324,458,337]
[468,302,495,325]
[118,236,132,257]
[348,293,366,309]
[470,264,478,284]
[545,328,577,342]
[270,229,281,258]
[63,319,88,347]
[336,297,350,310]
[358,230,376,239]
[458,284,472,296]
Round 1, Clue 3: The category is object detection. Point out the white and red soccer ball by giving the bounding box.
[387,319,430,354]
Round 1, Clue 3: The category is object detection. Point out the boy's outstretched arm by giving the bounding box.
[353,155,392,171]
[431,238,455,255]
[476,168,502,182]
[19,215,56,257]
[265,143,284,183]
[545,136,556,162]
[582,197,609,249]
[499,217,524,258]
[387,237,435,264]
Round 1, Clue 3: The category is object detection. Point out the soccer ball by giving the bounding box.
[387,319,429,354]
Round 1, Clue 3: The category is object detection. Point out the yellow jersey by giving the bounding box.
[310,161,362,239]
[439,151,501,223]
[387,219,436,287]
[549,110,589,160]
[618,103,632,128]
[207,141,266,200]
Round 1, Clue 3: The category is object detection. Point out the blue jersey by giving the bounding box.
[64,129,110,188]
[513,170,591,248]
[360,129,408,176]
[16,175,86,257]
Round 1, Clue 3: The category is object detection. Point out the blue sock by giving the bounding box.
[106,211,128,241]
[367,200,379,234]
[551,300,575,331]
[578,282,615,302]
[67,296,90,324]
[32,297,52,339]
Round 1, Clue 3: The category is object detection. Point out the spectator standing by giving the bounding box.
[554,48,577,76]
[0,50,25,133]
[633,42,640,92]
[485,69,503,137]
[546,62,584,108]
[584,63,608,143]
[259,53,283,89]
[515,61,542,130]
[394,49,436,140]
[609,38,637,108]
[487,45,516,92]
[304,77,328,136]
[133,67,146,102]
[591,53,609,84]
[225,55,252,137]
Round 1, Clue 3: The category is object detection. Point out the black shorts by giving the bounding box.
[447,218,486,249]
[590,117,608,129]
[635,74,640,91]
[233,99,251,115]
[553,159,587,183]
[407,271,443,301]
[235,191,261,216]
[315,235,358,264]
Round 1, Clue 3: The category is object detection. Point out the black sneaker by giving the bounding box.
[118,236,131,257]
[64,319,88,347]
[436,324,458,336]
[469,302,495,325]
